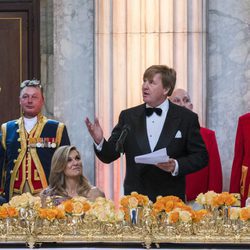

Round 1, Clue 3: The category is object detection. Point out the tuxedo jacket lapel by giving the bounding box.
[133,105,151,154]
[154,102,181,151]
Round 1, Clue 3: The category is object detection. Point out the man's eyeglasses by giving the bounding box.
[20,80,42,89]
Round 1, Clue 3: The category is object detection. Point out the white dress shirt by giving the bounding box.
[146,100,169,152]
[23,116,37,133]
[146,100,179,175]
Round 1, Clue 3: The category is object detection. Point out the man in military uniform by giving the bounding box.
[230,113,250,207]
[0,80,70,204]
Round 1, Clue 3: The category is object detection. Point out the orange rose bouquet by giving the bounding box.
[120,192,150,209]
[59,196,91,216]
[192,209,209,223]
[152,196,190,215]
[196,191,237,209]
[152,195,208,224]
[0,205,18,219]
[239,207,250,221]
[166,209,208,224]
[211,192,237,207]
[38,207,65,221]
[120,192,150,222]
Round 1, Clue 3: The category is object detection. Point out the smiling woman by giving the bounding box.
[40,145,105,206]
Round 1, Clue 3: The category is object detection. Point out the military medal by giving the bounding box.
[44,138,48,148]
[29,137,37,148]
[51,138,57,148]
[40,138,45,148]
[36,138,42,148]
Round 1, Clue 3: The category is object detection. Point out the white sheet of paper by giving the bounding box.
[134,148,169,165]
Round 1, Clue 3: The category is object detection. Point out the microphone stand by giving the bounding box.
[116,141,125,199]
[119,151,124,199]
[115,125,130,199]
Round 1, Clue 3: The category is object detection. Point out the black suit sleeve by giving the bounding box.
[95,112,126,163]
[177,113,208,176]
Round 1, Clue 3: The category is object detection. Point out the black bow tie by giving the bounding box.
[145,107,162,117]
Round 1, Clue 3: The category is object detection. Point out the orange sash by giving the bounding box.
[240,165,250,197]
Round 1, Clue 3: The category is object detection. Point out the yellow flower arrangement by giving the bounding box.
[59,196,91,216]
[38,207,65,221]
[195,191,218,207]
[212,192,237,207]
[167,209,196,224]
[151,195,209,224]
[196,191,237,208]
[9,192,41,210]
[166,208,208,224]
[120,192,149,209]
[192,209,209,223]
[0,206,8,219]
[168,211,179,224]
[179,210,192,223]
[87,197,124,222]
[152,195,188,215]
[0,205,18,219]
[229,207,240,220]
[239,207,250,221]
[120,192,150,221]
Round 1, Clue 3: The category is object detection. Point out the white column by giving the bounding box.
[53,0,95,183]
[95,0,207,204]
[207,0,250,191]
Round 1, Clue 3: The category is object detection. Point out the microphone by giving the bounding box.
[115,124,130,153]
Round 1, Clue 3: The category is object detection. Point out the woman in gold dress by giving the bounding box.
[41,145,104,206]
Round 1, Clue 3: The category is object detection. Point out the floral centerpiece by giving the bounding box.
[38,207,65,221]
[152,195,208,224]
[0,205,18,219]
[165,209,209,224]
[0,204,19,235]
[229,207,250,224]
[196,191,237,209]
[212,192,237,208]
[9,192,41,211]
[196,191,238,229]
[58,196,91,216]
[6,193,42,235]
[195,191,218,210]
[152,196,184,216]
[151,195,209,236]
[239,207,250,221]
[120,192,150,225]
[86,197,124,223]
[38,197,92,235]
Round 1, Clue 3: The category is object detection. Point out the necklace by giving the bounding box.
[66,189,78,197]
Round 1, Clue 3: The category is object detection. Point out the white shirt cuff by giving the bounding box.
[94,138,104,151]
[171,160,179,176]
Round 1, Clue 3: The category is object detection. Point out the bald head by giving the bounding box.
[170,88,193,111]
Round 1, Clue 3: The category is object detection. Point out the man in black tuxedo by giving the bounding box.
[85,65,208,202]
